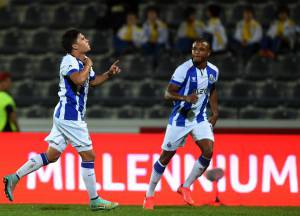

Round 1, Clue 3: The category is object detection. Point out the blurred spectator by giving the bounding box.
[141,6,168,56]
[0,72,19,132]
[260,6,296,58]
[96,0,138,33]
[0,0,8,9]
[205,4,228,54]
[231,6,262,61]
[176,7,205,54]
[114,12,143,56]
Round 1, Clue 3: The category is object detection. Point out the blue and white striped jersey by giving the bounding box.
[168,59,219,127]
[54,54,96,121]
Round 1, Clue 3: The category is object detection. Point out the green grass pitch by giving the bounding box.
[0,205,300,216]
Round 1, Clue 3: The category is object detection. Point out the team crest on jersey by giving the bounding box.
[208,74,215,83]
[191,77,197,82]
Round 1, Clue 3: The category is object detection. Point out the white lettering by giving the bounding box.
[127,154,149,191]
[231,154,257,193]
[102,153,125,191]
[262,155,298,193]
[65,153,75,190]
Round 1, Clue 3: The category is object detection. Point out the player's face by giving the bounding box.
[192,41,210,64]
[74,33,91,53]
[147,10,157,21]
[243,11,253,21]
[279,12,288,21]
[127,14,137,25]
[1,78,12,90]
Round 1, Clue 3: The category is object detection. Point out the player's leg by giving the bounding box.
[3,119,66,202]
[78,150,118,211]
[182,139,213,188]
[3,146,61,202]
[58,119,117,211]
[146,150,176,197]
[143,150,176,210]
[144,124,189,209]
[178,121,214,205]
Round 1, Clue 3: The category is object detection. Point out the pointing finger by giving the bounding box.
[112,60,119,66]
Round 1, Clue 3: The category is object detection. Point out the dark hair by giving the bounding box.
[277,5,289,16]
[62,29,81,53]
[207,4,221,17]
[194,38,211,49]
[184,6,196,19]
[244,5,254,14]
[146,5,159,15]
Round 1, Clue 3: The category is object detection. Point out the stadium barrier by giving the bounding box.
[0,133,299,206]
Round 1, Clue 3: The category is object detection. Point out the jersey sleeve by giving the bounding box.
[215,67,219,82]
[89,67,96,81]
[169,66,186,87]
[61,56,80,77]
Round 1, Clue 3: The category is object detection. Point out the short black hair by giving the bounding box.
[62,29,81,53]
[193,38,211,49]
[184,6,196,19]
[146,5,159,15]
[244,5,254,14]
[207,4,221,17]
[277,5,290,16]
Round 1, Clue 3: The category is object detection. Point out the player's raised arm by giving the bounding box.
[164,83,198,104]
[208,83,219,126]
[69,56,93,86]
[90,60,121,87]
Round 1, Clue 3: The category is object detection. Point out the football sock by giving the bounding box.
[16,153,49,178]
[183,155,211,188]
[146,160,166,197]
[81,161,98,200]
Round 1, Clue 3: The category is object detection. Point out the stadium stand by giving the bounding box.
[0,0,299,119]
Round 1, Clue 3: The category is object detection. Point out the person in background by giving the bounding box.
[205,4,228,54]
[176,7,205,54]
[96,0,138,33]
[232,6,262,61]
[0,72,19,132]
[260,5,296,58]
[141,6,168,56]
[0,0,8,9]
[114,11,143,56]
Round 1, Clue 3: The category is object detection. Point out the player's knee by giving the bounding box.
[159,157,171,166]
[80,151,96,161]
[203,144,214,159]
[88,151,96,161]
[159,151,175,166]
[47,155,60,163]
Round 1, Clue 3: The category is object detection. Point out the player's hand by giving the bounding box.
[83,56,93,67]
[184,93,198,104]
[108,60,121,77]
[208,114,218,127]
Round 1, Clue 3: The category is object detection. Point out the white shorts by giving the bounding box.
[161,121,214,151]
[45,117,92,153]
